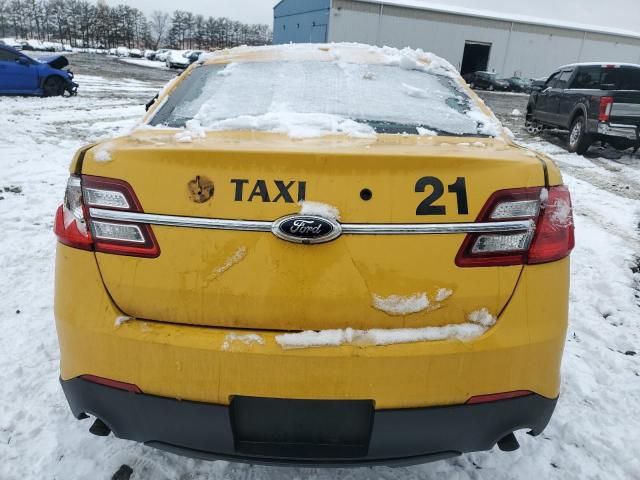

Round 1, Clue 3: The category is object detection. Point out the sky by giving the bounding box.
[106,0,640,33]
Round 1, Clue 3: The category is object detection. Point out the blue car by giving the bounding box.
[0,44,78,96]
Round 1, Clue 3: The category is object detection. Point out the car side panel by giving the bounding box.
[0,58,38,92]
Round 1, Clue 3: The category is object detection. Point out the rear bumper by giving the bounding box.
[61,376,557,467]
[597,122,638,140]
[55,245,569,408]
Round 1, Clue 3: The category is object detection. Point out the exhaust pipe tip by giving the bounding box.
[89,418,112,437]
[497,432,520,452]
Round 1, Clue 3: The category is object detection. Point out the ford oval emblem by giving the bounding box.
[272,215,342,244]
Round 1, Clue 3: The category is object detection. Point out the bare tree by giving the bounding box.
[150,10,168,49]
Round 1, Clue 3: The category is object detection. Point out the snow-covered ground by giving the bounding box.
[1,67,639,479]
[118,57,171,70]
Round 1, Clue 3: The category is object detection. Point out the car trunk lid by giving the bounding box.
[81,132,545,331]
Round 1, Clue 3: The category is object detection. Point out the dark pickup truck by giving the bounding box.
[526,63,640,154]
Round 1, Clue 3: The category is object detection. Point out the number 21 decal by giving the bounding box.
[415,177,469,215]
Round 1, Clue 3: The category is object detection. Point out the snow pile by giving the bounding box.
[118,58,170,70]
[174,119,206,143]
[435,288,453,302]
[221,333,264,351]
[511,109,523,116]
[540,187,549,206]
[202,112,376,139]
[275,322,488,350]
[417,126,438,136]
[298,201,340,220]
[93,146,112,162]
[217,62,238,76]
[466,308,497,327]
[378,45,458,80]
[372,292,429,316]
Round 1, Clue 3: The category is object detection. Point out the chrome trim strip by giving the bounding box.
[90,208,535,235]
[89,208,273,232]
[341,221,534,234]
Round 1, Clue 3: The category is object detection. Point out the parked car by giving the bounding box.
[0,44,78,96]
[504,77,533,93]
[526,62,640,153]
[55,43,574,467]
[0,37,23,50]
[115,46,129,57]
[144,49,156,60]
[166,49,191,69]
[108,48,117,56]
[463,71,510,91]
[129,48,143,58]
[530,77,547,92]
[186,50,204,64]
[154,49,171,62]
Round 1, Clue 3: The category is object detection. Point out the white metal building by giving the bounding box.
[274,0,640,79]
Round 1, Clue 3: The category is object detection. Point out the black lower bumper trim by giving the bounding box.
[61,377,557,467]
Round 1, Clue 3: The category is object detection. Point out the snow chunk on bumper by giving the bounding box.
[372,292,429,316]
[275,323,488,350]
[467,308,497,327]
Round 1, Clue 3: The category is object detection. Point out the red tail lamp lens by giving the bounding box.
[528,186,575,264]
[54,176,93,250]
[456,186,574,267]
[54,175,160,258]
[599,96,614,122]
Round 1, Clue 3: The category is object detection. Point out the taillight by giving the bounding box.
[456,186,574,267]
[599,96,614,122]
[528,186,575,264]
[82,176,160,258]
[54,175,160,258]
[54,176,92,250]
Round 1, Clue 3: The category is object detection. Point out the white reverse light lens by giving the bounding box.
[92,221,145,243]
[83,188,130,209]
[64,176,87,235]
[472,232,533,254]
[490,200,539,219]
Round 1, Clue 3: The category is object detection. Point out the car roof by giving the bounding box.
[201,43,444,68]
[559,62,640,70]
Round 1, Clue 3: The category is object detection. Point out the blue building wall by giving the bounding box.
[273,0,331,44]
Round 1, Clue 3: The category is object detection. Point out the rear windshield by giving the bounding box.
[150,61,495,137]
[571,66,640,90]
[602,67,640,90]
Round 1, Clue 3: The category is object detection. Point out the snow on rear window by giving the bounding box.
[151,61,497,137]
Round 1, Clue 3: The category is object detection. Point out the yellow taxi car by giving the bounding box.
[54,44,574,466]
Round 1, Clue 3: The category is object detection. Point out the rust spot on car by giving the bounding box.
[188,175,214,203]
